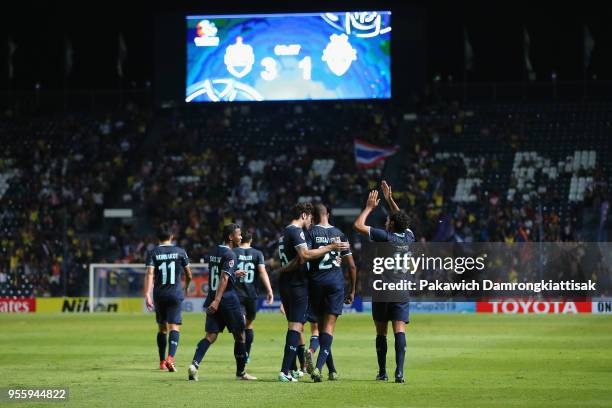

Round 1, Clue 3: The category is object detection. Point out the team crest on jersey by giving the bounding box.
[229,259,235,267]
[300,231,305,240]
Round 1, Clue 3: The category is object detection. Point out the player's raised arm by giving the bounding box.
[143,266,154,311]
[381,180,400,214]
[353,190,380,236]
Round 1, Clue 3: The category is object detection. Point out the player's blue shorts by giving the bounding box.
[372,301,410,323]
[280,284,308,324]
[154,297,183,325]
[204,292,245,334]
[306,307,317,323]
[239,296,258,321]
[309,279,344,318]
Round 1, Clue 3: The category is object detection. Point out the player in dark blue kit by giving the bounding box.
[188,224,257,381]
[277,203,349,382]
[143,223,192,372]
[306,203,357,382]
[353,182,414,383]
[233,232,274,362]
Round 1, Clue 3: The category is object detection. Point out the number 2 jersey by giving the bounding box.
[207,244,239,301]
[145,244,190,301]
[233,246,265,299]
[307,224,351,285]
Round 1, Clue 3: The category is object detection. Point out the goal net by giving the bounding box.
[88,263,209,313]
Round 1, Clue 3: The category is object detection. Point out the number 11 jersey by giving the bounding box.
[145,244,190,301]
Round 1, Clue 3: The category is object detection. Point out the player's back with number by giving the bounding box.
[207,244,238,301]
[146,244,190,301]
[233,246,263,299]
[308,225,349,285]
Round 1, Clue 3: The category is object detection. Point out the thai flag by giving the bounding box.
[354,139,399,168]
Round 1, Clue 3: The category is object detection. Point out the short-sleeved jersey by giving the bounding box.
[369,227,414,303]
[369,227,416,245]
[207,244,238,299]
[307,224,351,284]
[278,224,309,287]
[145,244,189,300]
[233,246,265,299]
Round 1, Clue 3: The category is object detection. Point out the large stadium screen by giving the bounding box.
[185,11,391,102]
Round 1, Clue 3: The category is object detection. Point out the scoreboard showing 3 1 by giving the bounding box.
[186,12,391,102]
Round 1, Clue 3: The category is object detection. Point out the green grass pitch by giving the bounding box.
[1,313,611,407]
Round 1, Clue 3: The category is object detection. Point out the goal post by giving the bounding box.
[88,263,209,313]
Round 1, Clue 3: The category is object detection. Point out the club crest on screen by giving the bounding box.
[224,37,255,78]
[322,34,357,76]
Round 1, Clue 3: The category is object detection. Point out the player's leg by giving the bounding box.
[390,301,409,383]
[165,324,180,371]
[232,329,256,380]
[309,320,320,353]
[296,332,306,374]
[243,298,256,363]
[280,319,304,381]
[312,284,342,382]
[154,298,169,369]
[312,313,337,382]
[290,332,305,377]
[188,331,217,381]
[373,302,390,381]
[157,323,168,369]
[391,320,407,383]
[325,283,344,379]
[227,297,256,380]
[279,285,306,382]
[164,299,183,372]
[245,319,254,361]
[303,313,318,374]
[188,309,221,381]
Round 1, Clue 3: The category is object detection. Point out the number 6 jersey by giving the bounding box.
[207,244,238,300]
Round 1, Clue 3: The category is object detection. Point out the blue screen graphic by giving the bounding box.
[186,12,391,102]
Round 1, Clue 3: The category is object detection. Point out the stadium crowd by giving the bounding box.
[0,104,149,297]
[1,99,610,297]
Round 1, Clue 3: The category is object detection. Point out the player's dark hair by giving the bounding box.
[222,223,240,242]
[313,203,331,224]
[157,223,172,242]
[242,232,253,242]
[389,211,410,233]
[290,202,314,220]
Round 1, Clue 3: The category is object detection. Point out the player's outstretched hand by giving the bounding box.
[236,269,247,278]
[344,292,355,305]
[207,300,219,314]
[381,180,392,201]
[266,291,274,304]
[366,190,380,209]
[279,303,286,315]
[145,295,154,311]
